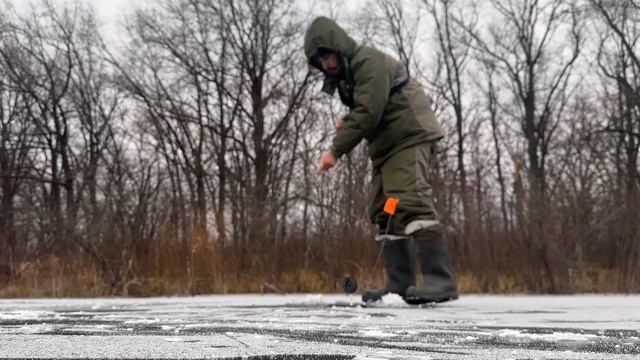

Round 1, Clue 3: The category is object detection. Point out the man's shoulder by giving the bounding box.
[350,46,389,69]
[352,45,387,60]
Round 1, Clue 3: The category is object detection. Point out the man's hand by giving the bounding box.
[317,150,337,174]
[335,114,347,130]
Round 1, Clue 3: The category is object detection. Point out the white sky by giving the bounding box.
[4,0,363,42]
[87,0,132,42]
[4,0,133,42]
[5,0,130,20]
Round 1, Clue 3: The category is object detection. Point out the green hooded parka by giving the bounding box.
[304,16,444,167]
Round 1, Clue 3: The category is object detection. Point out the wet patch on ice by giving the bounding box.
[223,356,355,360]
[357,329,398,338]
[461,325,640,355]
[495,328,597,341]
[482,310,567,314]
[162,337,201,343]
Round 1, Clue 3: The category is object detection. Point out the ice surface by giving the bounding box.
[0,294,638,359]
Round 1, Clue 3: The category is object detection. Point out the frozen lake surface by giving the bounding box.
[0,294,639,359]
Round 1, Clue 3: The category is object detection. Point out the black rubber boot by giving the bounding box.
[404,226,458,304]
[362,239,416,302]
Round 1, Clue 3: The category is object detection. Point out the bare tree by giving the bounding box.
[480,61,509,232]
[0,1,83,254]
[222,0,312,248]
[473,0,582,198]
[592,0,640,197]
[0,64,34,280]
[457,0,584,291]
[422,0,479,255]
[376,0,420,75]
[590,0,639,289]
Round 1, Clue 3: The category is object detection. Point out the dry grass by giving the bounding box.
[2,213,638,297]
[1,247,634,298]
[0,257,110,297]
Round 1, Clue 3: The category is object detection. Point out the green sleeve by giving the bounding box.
[330,55,389,158]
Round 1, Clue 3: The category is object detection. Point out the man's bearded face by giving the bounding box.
[319,53,340,76]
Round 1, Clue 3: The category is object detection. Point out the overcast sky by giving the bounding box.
[4,0,132,42]
[3,0,594,88]
[5,0,130,20]
[4,0,365,42]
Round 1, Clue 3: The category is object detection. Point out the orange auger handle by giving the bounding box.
[383,197,399,216]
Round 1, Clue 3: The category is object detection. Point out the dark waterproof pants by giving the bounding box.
[370,142,440,238]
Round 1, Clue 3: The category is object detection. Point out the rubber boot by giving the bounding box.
[404,226,458,304]
[362,239,415,302]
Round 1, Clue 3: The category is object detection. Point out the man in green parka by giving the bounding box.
[304,16,458,304]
